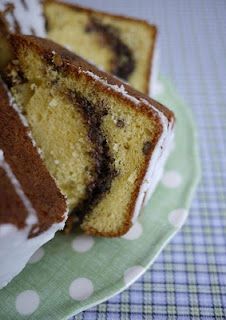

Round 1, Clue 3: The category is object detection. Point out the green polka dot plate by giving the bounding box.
[0,77,201,320]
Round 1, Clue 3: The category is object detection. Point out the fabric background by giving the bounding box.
[68,0,226,319]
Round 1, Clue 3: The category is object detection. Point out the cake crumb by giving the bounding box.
[30,83,37,91]
[49,99,58,107]
[124,143,129,150]
[52,53,63,67]
[113,144,119,152]
[12,59,19,65]
[128,172,136,184]
[116,119,125,128]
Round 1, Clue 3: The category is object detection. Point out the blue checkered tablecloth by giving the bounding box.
[69,0,226,319]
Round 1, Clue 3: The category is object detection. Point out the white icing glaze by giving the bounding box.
[132,102,174,223]
[0,129,68,290]
[5,84,43,157]
[149,36,160,97]
[0,150,3,161]
[0,153,68,288]
[143,132,174,207]
[0,220,65,289]
[83,70,141,105]
[0,0,46,37]
[7,88,29,128]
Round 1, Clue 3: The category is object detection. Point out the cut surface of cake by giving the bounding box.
[0,0,157,94]
[1,34,175,237]
[1,33,114,229]
[44,0,157,94]
[0,81,67,288]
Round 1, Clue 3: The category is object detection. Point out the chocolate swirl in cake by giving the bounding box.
[46,52,117,228]
[2,51,116,233]
[67,90,116,229]
[85,17,135,81]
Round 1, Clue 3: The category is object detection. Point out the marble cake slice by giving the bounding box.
[44,0,158,94]
[1,34,174,237]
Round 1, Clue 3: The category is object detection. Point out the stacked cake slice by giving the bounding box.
[0,81,67,288]
[1,34,174,237]
[0,0,158,94]
[44,0,157,94]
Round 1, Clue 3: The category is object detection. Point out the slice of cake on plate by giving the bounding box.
[0,82,68,288]
[0,34,175,237]
[0,0,158,94]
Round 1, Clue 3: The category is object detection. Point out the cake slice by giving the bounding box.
[0,81,67,288]
[44,0,157,94]
[0,2,113,228]
[1,34,174,237]
[0,33,114,230]
[0,0,157,94]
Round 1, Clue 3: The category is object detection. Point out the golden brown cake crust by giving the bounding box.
[44,0,157,94]
[6,34,175,237]
[0,82,67,237]
[8,34,174,122]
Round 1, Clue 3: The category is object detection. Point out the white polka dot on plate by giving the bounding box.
[72,235,94,253]
[121,222,143,240]
[124,266,145,286]
[168,208,188,228]
[69,278,94,301]
[29,248,45,264]
[161,170,182,188]
[16,290,40,316]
